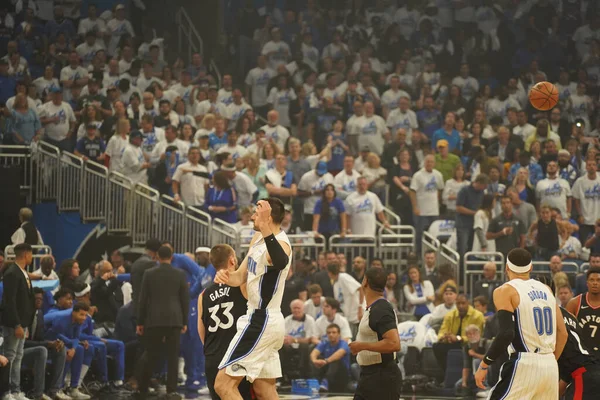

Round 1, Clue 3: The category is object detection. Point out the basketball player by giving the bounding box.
[475,248,568,399]
[213,198,292,400]
[558,306,600,399]
[349,268,401,400]
[566,267,600,357]
[198,244,251,400]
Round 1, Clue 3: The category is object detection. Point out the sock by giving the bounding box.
[78,365,90,386]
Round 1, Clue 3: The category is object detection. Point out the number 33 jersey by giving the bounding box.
[506,279,557,355]
[201,283,247,359]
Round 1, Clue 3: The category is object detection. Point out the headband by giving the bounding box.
[75,284,91,298]
[507,259,532,274]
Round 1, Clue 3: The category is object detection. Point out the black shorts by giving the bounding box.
[205,355,252,400]
[568,365,600,400]
[354,362,402,400]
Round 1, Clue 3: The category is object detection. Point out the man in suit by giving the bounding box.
[423,249,440,289]
[24,288,70,400]
[135,245,190,400]
[91,260,124,324]
[486,126,518,164]
[1,243,35,399]
[472,262,502,305]
[130,238,161,319]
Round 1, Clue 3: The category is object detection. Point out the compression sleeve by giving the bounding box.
[483,310,515,364]
[264,233,289,270]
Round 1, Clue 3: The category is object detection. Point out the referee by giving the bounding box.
[349,268,402,400]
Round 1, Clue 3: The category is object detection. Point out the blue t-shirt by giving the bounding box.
[432,128,461,152]
[413,283,431,317]
[205,187,237,223]
[315,339,350,371]
[76,136,106,162]
[313,198,345,234]
[208,132,228,151]
[327,132,347,171]
[416,109,442,138]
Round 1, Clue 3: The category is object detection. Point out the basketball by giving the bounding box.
[529,81,559,111]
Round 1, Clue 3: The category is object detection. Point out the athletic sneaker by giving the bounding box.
[2,394,15,400]
[198,386,210,395]
[53,391,72,400]
[13,393,32,400]
[319,379,329,392]
[66,389,90,400]
[477,390,490,398]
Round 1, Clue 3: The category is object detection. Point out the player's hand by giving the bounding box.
[255,200,272,227]
[474,364,489,390]
[349,341,363,355]
[181,325,187,334]
[136,325,144,336]
[81,340,89,350]
[214,269,230,284]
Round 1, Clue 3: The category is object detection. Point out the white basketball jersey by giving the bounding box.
[506,279,557,355]
[245,230,292,313]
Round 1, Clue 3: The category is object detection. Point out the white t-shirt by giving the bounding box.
[381,89,411,112]
[442,179,470,211]
[60,65,89,101]
[333,272,362,324]
[345,191,383,236]
[473,209,495,252]
[170,82,195,114]
[267,88,296,127]
[78,17,106,36]
[410,168,445,216]
[120,144,147,184]
[172,162,208,206]
[315,313,352,340]
[304,297,325,320]
[261,40,291,70]
[451,76,479,101]
[356,115,388,155]
[322,42,349,60]
[226,102,252,129]
[512,123,536,142]
[346,114,363,136]
[245,67,276,107]
[76,42,105,66]
[298,170,335,214]
[216,144,248,160]
[536,177,572,218]
[571,174,600,225]
[284,314,318,339]
[39,101,76,141]
[105,134,129,172]
[386,108,418,138]
[573,24,600,59]
[231,172,258,208]
[260,124,290,150]
[334,169,361,199]
[193,100,229,119]
[106,18,135,56]
[33,77,60,98]
[218,88,233,106]
[150,139,190,164]
[430,303,457,321]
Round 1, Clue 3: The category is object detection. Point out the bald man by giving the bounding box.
[472,262,502,306]
[91,260,125,323]
[281,299,319,383]
[260,109,290,150]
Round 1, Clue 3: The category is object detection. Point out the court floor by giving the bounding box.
[94,393,463,399]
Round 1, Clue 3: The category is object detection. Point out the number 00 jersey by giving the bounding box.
[201,283,247,359]
[505,279,557,354]
[245,230,292,313]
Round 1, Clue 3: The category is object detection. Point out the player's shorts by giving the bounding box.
[218,309,284,382]
[489,352,558,400]
[566,365,600,400]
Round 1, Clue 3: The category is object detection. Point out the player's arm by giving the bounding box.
[565,296,580,317]
[240,283,248,300]
[554,302,568,360]
[197,291,205,344]
[215,232,260,286]
[349,328,400,355]
[475,285,518,389]
[559,380,569,397]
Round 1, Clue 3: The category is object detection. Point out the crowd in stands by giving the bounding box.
[2,0,600,398]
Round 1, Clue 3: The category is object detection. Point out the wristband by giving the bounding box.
[479,365,488,370]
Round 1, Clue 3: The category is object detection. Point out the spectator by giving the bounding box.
[333,155,361,200]
[120,130,150,184]
[298,161,335,232]
[556,284,574,308]
[525,119,562,151]
[459,325,491,397]
[350,256,367,284]
[172,146,209,207]
[572,158,600,242]
[472,262,502,302]
[345,176,390,237]
[558,223,583,261]
[434,294,485,372]
[105,4,134,57]
[472,194,496,253]
[207,116,228,152]
[423,250,440,289]
[31,255,59,282]
[11,207,43,246]
[4,93,42,144]
[389,148,416,223]
[473,296,494,320]
[558,149,578,187]
[435,264,459,306]
[245,55,276,116]
[442,164,469,218]
[410,155,444,254]
[512,110,536,141]
[528,205,560,259]
[487,126,517,164]
[487,195,526,255]
[432,112,461,152]
[39,87,76,151]
[506,186,538,232]
[312,183,347,242]
[314,297,352,343]
[417,95,442,139]
[91,260,124,324]
[549,255,577,288]
[221,163,258,209]
[430,285,458,328]
[455,174,490,264]
[435,139,461,182]
[216,129,247,161]
[575,254,600,295]
[356,102,389,156]
[281,263,308,318]
[281,299,319,382]
[74,123,106,163]
[309,324,351,393]
[536,160,572,218]
[403,265,434,319]
[204,170,237,224]
[511,165,538,204]
[260,110,290,154]
[386,96,418,138]
[328,262,362,336]
[58,258,81,292]
[242,153,268,199]
[265,153,297,206]
[262,27,290,70]
[305,284,325,320]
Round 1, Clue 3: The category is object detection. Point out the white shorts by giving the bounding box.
[218,310,284,382]
[488,352,558,400]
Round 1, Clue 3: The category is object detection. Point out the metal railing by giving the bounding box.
[0,145,33,202]
[463,252,505,297]
[35,141,60,202]
[288,234,327,261]
[158,195,187,252]
[81,161,109,222]
[107,172,133,235]
[211,218,240,252]
[439,244,460,284]
[184,206,212,254]
[422,231,441,261]
[580,263,590,273]
[329,234,377,264]
[131,183,160,246]
[378,225,415,274]
[58,151,83,212]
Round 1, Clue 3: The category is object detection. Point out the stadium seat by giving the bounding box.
[420,347,443,381]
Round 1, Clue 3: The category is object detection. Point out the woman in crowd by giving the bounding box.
[77,104,102,140]
[260,142,279,170]
[242,153,268,200]
[469,109,494,139]
[236,116,255,147]
[302,141,330,168]
[179,123,195,145]
[161,66,178,89]
[512,167,536,204]
[443,164,469,218]
[312,184,347,243]
[105,118,131,172]
[389,148,414,225]
[362,152,387,203]
[194,113,216,143]
[326,119,348,175]
[403,266,435,319]
[557,223,583,261]
[472,194,496,253]
[204,170,237,223]
[4,94,42,144]
[462,121,488,157]
[174,98,196,128]
[58,258,81,292]
[530,140,542,164]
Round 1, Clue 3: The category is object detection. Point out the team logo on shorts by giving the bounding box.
[231,364,247,372]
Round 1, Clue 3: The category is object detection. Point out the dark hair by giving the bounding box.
[213,170,231,189]
[473,295,488,307]
[58,259,78,283]
[40,255,54,271]
[587,267,600,279]
[33,287,45,296]
[210,244,235,270]
[159,99,170,106]
[371,257,383,266]
[365,267,387,292]
[319,184,337,221]
[480,193,495,219]
[324,297,340,311]
[14,243,32,258]
[53,287,74,302]
[73,301,90,313]
[264,197,286,224]
[507,248,532,269]
[327,262,341,275]
[590,253,600,260]
[157,245,173,260]
[424,249,436,257]
[326,323,341,333]
[145,238,161,252]
[438,263,455,282]
[308,284,322,295]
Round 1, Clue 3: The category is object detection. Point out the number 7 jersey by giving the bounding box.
[506,279,557,355]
